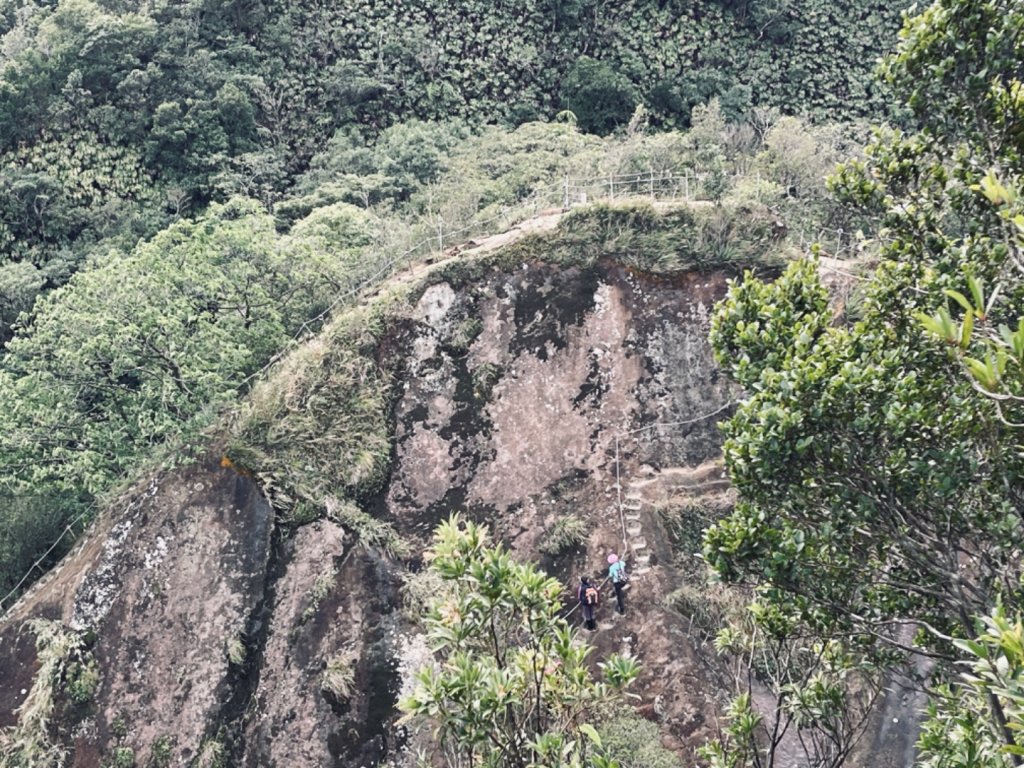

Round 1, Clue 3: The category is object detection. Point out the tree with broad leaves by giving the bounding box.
[703,0,1024,764]
[400,516,640,768]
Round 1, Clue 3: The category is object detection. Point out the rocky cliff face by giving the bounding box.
[0,246,915,766]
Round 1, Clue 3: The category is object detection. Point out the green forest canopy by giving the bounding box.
[0,0,909,342]
[705,0,1024,764]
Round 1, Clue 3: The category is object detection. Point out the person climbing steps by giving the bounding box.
[607,552,628,614]
[578,576,599,631]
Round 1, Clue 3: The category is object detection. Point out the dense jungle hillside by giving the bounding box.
[2,0,1024,767]
[0,0,908,339]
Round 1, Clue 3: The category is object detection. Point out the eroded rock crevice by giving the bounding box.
[208,520,288,765]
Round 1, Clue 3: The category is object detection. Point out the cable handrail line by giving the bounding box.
[0,507,94,613]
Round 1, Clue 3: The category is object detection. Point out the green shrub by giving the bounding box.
[561,57,639,136]
[321,650,357,701]
[598,714,683,768]
[657,497,733,574]
[494,201,786,275]
[110,713,129,740]
[326,498,409,559]
[540,515,589,555]
[449,316,483,352]
[663,582,746,643]
[401,568,453,623]
[104,746,135,768]
[147,736,173,768]
[301,565,339,624]
[471,362,502,402]
[65,658,100,704]
[194,739,226,768]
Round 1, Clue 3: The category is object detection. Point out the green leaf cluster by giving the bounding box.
[1,198,349,493]
[704,0,1024,762]
[0,197,375,597]
[918,607,1024,768]
[401,516,639,768]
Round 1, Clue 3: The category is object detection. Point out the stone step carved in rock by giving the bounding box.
[655,463,727,490]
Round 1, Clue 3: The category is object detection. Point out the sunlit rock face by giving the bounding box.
[4,257,915,766]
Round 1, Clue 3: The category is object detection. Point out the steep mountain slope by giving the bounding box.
[0,205,913,766]
[0,207,745,765]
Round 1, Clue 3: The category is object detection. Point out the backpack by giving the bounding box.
[584,585,599,606]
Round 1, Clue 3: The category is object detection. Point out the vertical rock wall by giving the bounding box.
[5,256,920,767]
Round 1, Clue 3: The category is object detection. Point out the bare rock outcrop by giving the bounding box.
[0,460,274,765]
[6,252,919,767]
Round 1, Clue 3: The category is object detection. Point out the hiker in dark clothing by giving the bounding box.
[607,553,628,614]
[578,576,599,631]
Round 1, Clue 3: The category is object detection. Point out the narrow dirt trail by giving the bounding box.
[371,196,713,299]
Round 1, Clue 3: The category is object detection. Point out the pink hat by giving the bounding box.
[607,553,618,564]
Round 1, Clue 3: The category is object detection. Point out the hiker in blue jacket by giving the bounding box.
[607,553,627,614]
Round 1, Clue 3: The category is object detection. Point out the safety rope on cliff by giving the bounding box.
[614,434,626,552]
[623,401,737,438]
[0,507,94,616]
